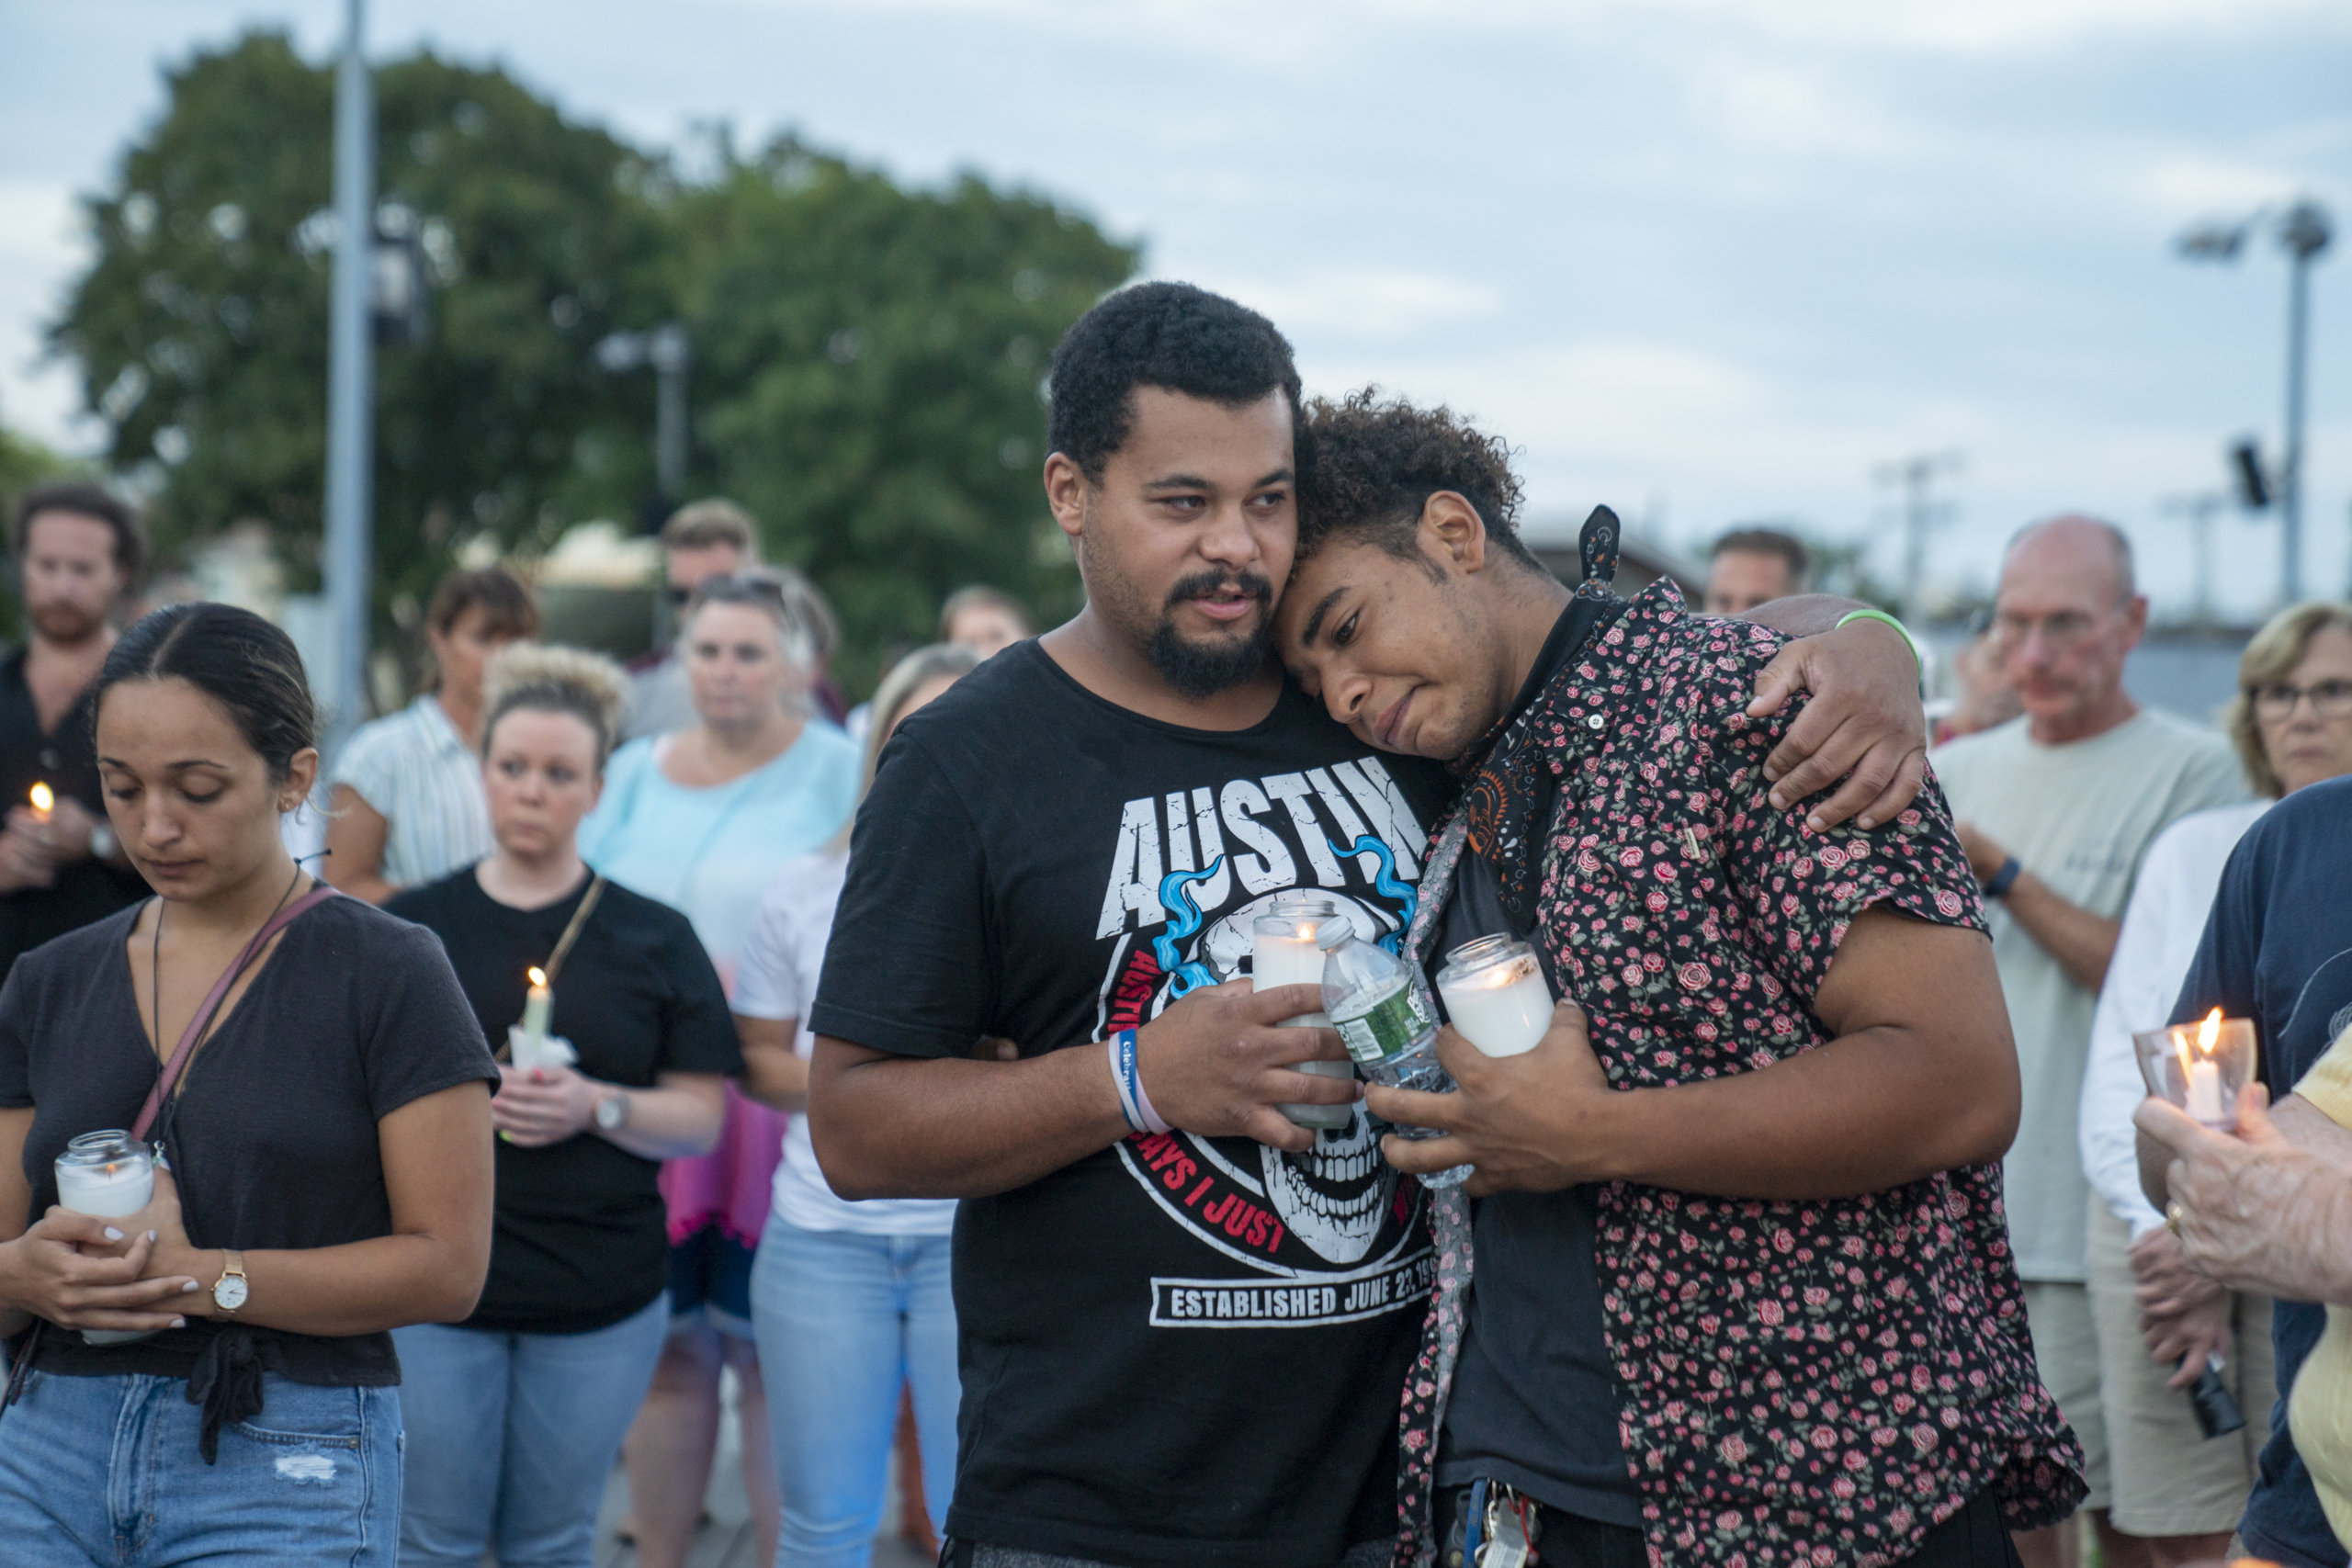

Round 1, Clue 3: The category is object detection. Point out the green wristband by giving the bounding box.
[1834,607,1920,675]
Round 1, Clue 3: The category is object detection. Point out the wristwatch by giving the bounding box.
[594,1089,631,1133]
[87,822,117,862]
[213,1249,249,1316]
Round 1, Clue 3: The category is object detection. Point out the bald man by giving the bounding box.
[1933,516,2247,1568]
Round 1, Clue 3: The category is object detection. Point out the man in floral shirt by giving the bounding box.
[1278,392,2086,1568]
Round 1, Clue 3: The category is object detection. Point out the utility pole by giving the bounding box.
[2160,491,2228,628]
[322,0,373,753]
[1871,450,1963,620]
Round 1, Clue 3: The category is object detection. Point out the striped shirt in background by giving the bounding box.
[330,693,493,892]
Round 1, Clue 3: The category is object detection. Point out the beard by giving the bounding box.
[1147,568,1274,699]
[28,598,107,647]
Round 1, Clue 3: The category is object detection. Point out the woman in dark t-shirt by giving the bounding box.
[386,643,738,1568]
[0,602,498,1567]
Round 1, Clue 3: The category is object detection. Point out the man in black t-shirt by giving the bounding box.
[808,284,1936,1568]
[0,482,150,978]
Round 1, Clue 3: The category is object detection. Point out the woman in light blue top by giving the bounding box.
[578,571,857,1568]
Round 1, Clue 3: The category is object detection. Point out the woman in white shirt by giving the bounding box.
[733,642,979,1568]
[2078,601,2352,1553]
[326,568,537,902]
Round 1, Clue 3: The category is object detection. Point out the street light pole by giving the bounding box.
[322,0,373,754]
[2280,200,2331,600]
[2176,197,2333,606]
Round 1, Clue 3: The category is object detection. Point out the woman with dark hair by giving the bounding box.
[327,566,539,904]
[0,601,497,1566]
[388,644,740,1568]
[580,571,859,1568]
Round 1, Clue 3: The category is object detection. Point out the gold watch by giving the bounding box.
[212,1249,249,1316]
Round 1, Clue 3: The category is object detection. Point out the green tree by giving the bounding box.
[51,30,669,621]
[677,137,1137,688]
[0,420,85,516]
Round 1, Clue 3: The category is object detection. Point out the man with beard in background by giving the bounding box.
[0,482,149,979]
[805,282,1930,1568]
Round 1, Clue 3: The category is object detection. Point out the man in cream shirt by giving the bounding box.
[1934,515,2245,1568]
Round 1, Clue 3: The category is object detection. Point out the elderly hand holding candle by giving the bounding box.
[2135,1086,2352,1306]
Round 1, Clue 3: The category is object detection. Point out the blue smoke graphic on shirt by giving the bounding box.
[1154,858,1229,998]
[1150,837,1419,998]
[1330,834,1416,954]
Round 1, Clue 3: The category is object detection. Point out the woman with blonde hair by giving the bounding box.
[2076,600,2352,1560]
[387,644,741,1568]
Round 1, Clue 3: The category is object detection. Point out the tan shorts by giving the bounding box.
[2023,1279,2109,1513]
[2085,1195,2276,1539]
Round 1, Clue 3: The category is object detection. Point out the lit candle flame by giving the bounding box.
[527,966,548,988]
[28,783,52,815]
[2198,1007,2222,1055]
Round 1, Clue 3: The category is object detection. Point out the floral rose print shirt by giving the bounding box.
[1395,580,2083,1568]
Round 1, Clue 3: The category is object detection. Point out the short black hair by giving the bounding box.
[11,479,146,583]
[1712,527,1811,589]
[1296,390,1534,572]
[1046,282,1302,480]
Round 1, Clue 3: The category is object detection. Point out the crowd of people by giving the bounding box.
[0,278,2342,1568]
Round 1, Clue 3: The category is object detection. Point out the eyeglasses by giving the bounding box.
[2253,679,2352,722]
[1989,609,2101,653]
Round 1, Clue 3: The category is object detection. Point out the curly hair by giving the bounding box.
[1297,389,1533,571]
[481,642,631,771]
[1046,282,1302,480]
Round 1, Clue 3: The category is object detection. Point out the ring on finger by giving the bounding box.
[2165,1199,2186,1236]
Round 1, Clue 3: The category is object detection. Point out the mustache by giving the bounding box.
[1162,570,1273,613]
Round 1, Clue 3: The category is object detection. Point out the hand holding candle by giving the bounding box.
[1252,893,1354,1130]
[28,782,53,827]
[53,1131,161,1344]
[2134,1008,2257,1130]
[1435,937,1554,1057]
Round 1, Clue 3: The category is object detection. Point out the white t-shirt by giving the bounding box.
[2078,799,2270,1239]
[732,849,956,1236]
[1933,708,2246,1281]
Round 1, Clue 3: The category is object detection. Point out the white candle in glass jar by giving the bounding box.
[1254,895,1352,1129]
[2185,1057,2224,1122]
[56,1156,153,1217]
[1435,937,1554,1058]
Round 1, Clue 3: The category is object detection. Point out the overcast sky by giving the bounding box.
[4,0,2348,617]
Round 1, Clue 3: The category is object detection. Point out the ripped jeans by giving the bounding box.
[0,1368,401,1566]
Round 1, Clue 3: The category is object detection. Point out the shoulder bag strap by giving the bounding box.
[130,885,341,1142]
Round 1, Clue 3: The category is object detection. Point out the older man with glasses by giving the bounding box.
[1933,515,2249,1568]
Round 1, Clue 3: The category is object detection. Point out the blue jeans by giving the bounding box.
[390,1293,669,1568]
[752,1216,959,1568]
[0,1369,401,1566]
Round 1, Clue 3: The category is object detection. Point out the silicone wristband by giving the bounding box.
[1112,1028,1170,1135]
[1834,607,1921,674]
[1106,1033,1145,1134]
[1983,856,2024,899]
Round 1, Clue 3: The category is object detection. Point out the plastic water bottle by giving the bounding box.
[1318,928,1471,1189]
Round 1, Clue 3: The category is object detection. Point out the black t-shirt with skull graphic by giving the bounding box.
[811,641,1453,1568]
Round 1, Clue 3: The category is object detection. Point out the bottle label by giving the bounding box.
[1331,976,1437,1066]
